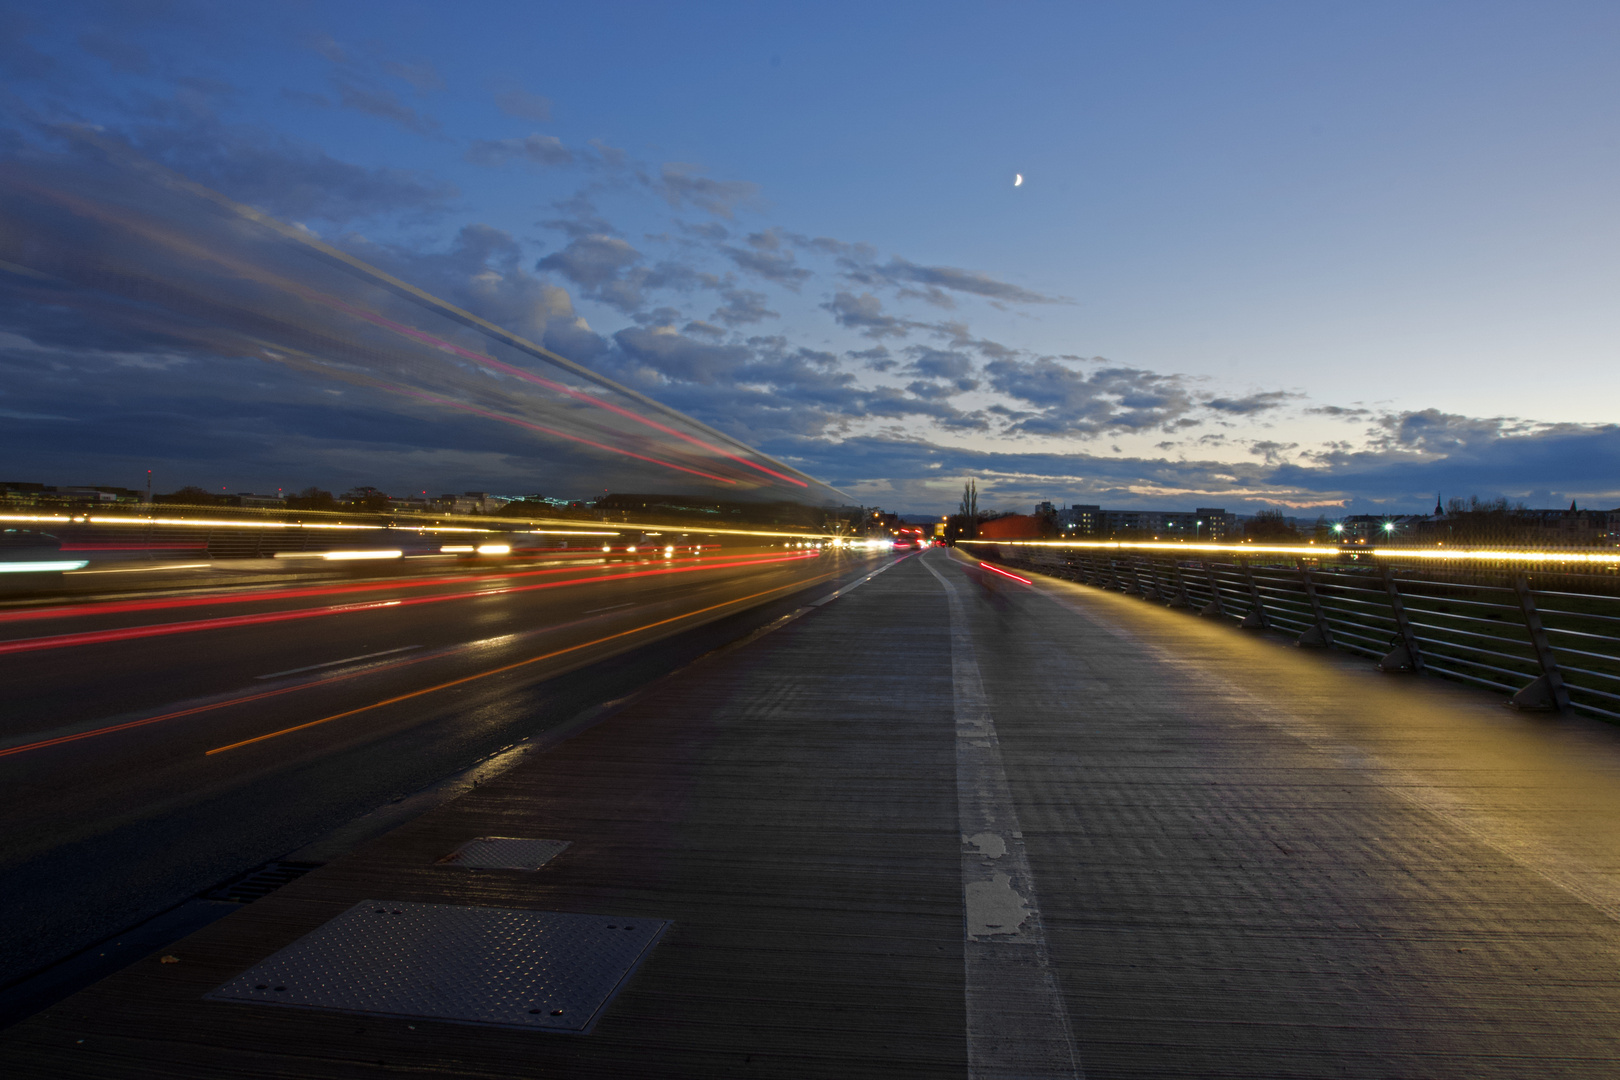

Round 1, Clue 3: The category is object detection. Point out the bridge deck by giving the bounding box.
[6,548,1620,1078]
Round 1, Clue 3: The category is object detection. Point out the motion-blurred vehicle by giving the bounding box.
[891,528,925,551]
[0,528,87,588]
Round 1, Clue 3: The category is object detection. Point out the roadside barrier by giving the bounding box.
[963,540,1620,721]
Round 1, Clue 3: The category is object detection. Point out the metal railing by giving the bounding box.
[965,541,1620,721]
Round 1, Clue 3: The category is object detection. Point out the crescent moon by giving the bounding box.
[1014,173,1023,186]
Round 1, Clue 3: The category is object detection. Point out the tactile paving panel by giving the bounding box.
[207,900,668,1033]
[438,836,570,871]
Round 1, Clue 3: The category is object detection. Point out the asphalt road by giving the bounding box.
[0,543,892,999]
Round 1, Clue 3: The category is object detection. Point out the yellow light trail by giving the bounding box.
[958,539,1620,565]
[205,567,844,756]
[0,512,849,542]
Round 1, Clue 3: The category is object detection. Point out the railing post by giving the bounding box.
[1239,559,1268,629]
[1166,560,1192,609]
[1508,574,1570,713]
[1294,558,1333,647]
[1135,556,1158,601]
[1376,564,1423,672]
[1199,561,1224,617]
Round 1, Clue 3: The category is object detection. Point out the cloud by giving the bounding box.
[822,292,912,339]
[1368,408,1534,452]
[466,133,573,168]
[647,163,759,218]
[984,356,1195,436]
[757,432,1361,514]
[848,345,893,370]
[493,86,553,122]
[904,347,975,381]
[613,325,756,386]
[586,139,627,168]
[330,78,440,135]
[596,327,987,443]
[711,287,777,326]
[342,223,579,344]
[719,229,811,288]
[1204,390,1297,414]
[1306,404,1371,418]
[906,379,967,401]
[930,322,1020,361]
[1275,414,1620,509]
[536,235,641,290]
[384,58,445,92]
[294,34,442,133]
[838,253,1064,306]
[125,119,456,224]
[540,195,619,239]
[679,221,730,242]
[301,33,346,64]
[1248,440,1299,465]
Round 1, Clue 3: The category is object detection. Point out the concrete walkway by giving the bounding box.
[5,548,1620,1078]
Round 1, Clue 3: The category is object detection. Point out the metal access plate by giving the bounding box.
[207,900,668,1033]
[438,836,570,871]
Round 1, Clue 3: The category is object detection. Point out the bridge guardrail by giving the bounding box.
[964,541,1620,721]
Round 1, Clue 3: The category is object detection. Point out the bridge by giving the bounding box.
[4,544,1620,1078]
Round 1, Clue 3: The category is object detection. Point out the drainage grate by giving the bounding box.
[203,861,324,904]
[438,837,570,871]
[207,900,668,1033]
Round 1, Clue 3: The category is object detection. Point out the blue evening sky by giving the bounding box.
[2,1,1617,515]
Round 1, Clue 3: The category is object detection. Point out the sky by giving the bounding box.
[1,0,1617,516]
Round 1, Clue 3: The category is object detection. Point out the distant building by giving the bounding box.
[1055,504,1100,534]
[1194,509,1236,542]
[2,482,146,508]
[1045,503,1234,541]
[435,491,509,515]
[1333,505,1620,546]
[1092,507,1230,541]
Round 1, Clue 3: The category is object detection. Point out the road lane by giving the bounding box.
[0,544,891,997]
[0,547,818,737]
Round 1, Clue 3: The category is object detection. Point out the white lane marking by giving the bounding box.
[583,602,636,614]
[255,645,422,680]
[66,563,212,574]
[921,554,1083,1079]
[808,553,905,606]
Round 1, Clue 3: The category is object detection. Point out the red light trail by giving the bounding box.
[979,562,1032,584]
[319,294,809,488]
[0,551,817,655]
[0,560,845,762]
[0,550,770,627]
[389,385,740,485]
[206,567,843,756]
